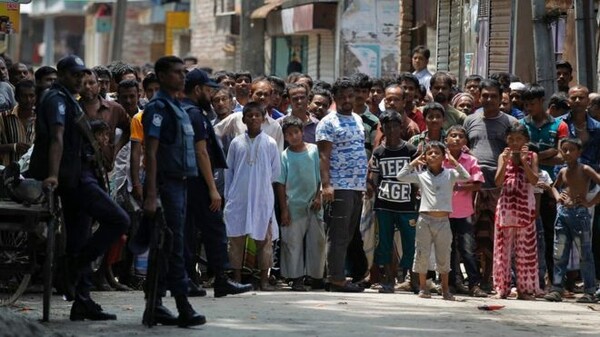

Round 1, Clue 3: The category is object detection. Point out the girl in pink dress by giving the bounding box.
[493,123,539,300]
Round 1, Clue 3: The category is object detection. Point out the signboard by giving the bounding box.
[0,3,19,34]
[0,1,31,3]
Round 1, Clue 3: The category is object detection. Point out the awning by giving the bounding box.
[250,0,284,19]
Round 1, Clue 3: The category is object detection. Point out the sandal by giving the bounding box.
[378,284,394,294]
[544,291,563,302]
[442,292,455,301]
[576,293,598,303]
[328,282,364,293]
[260,283,276,291]
[291,278,307,292]
[418,290,431,299]
[470,286,488,298]
[517,292,535,301]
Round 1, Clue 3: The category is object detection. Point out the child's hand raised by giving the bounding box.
[411,153,427,167]
[519,145,529,162]
[445,148,458,166]
[501,147,511,161]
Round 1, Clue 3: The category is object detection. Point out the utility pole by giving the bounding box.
[530,0,555,103]
[240,0,265,75]
[108,0,127,62]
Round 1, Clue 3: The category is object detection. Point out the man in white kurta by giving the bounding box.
[213,112,284,152]
[224,130,281,286]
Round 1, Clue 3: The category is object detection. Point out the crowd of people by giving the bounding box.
[1,44,600,327]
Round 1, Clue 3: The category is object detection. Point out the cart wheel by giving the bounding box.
[0,230,32,306]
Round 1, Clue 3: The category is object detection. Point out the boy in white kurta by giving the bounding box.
[224,102,281,290]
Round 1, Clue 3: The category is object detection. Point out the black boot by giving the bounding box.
[174,295,206,327]
[188,281,207,297]
[142,297,178,326]
[213,273,253,298]
[70,298,117,321]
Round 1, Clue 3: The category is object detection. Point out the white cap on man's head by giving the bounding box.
[509,82,526,92]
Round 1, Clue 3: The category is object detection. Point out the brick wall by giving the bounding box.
[121,4,154,66]
[189,0,237,71]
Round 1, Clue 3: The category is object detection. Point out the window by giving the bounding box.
[215,0,236,15]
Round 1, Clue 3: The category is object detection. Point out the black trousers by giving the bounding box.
[60,169,130,298]
[184,176,230,278]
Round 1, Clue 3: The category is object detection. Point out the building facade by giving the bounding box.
[399,0,598,90]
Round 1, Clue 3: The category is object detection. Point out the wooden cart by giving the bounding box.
[0,192,58,322]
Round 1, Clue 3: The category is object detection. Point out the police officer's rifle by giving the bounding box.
[64,93,111,193]
[73,114,110,193]
[142,200,172,327]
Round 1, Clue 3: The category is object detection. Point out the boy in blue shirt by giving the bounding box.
[276,116,326,291]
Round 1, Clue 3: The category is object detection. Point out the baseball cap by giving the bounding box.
[185,68,220,91]
[56,55,90,74]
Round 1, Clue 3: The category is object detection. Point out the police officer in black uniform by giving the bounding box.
[141,56,205,327]
[181,69,253,297]
[29,55,130,321]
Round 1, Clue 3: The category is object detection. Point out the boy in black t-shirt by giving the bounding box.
[367,110,418,293]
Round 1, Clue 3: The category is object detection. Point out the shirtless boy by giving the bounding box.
[544,138,600,303]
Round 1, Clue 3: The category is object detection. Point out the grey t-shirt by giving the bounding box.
[464,110,517,188]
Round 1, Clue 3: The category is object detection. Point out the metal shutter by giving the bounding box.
[308,31,335,83]
[488,0,512,75]
[436,0,451,72]
[448,0,463,75]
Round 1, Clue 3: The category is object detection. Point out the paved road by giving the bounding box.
[6,289,600,337]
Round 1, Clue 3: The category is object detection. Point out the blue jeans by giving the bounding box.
[551,205,596,294]
[158,176,189,297]
[449,217,481,288]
